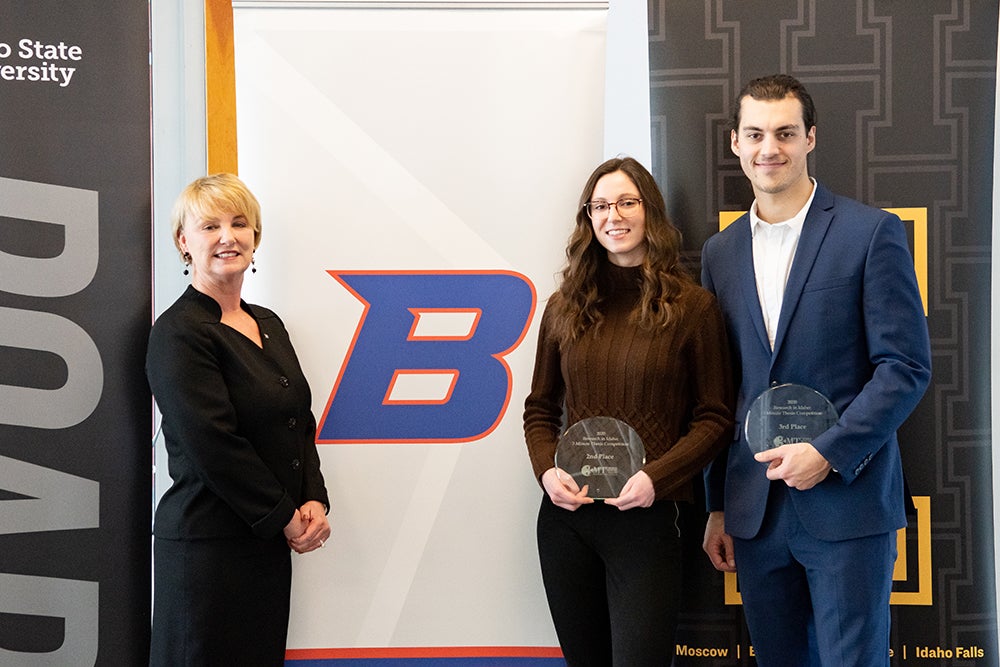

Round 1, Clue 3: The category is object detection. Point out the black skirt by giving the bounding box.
[150,535,292,666]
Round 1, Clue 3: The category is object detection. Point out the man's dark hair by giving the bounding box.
[732,74,817,132]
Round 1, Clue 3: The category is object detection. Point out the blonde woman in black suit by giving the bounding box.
[147,173,330,666]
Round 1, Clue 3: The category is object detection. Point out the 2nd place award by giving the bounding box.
[554,416,646,499]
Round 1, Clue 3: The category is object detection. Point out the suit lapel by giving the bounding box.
[733,218,771,355]
[772,184,835,360]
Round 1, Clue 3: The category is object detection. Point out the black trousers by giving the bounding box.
[536,495,683,667]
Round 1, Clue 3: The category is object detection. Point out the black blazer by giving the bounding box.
[147,286,329,540]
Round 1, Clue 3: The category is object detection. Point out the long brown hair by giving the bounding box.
[548,157,692,346]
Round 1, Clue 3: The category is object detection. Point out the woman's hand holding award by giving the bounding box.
[554,417,646,499]
[744,383,839,454]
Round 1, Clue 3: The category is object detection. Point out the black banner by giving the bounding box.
[0,2,151,664]
[648,1,999,664]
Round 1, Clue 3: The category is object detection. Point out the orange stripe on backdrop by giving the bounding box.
[285,647,565,659]
[205,0,238,174]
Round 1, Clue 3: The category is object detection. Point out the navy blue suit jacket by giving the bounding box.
[702,183,931,542]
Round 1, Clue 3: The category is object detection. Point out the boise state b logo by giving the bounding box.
[317,271,536,443]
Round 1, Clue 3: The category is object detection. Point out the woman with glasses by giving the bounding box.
[523,157,733,666]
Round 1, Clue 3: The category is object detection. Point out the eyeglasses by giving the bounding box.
[584,197,643,220]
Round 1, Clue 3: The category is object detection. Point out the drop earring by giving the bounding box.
[182,251,192,276]
[251,254,257,274]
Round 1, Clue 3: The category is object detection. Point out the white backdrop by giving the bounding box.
[233,2,607,655]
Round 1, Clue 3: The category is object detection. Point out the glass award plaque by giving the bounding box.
[744,383,838,454]
[554,416,645,499]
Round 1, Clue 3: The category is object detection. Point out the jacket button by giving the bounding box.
[291,458,301,470]
[279,376,289,387]
[287,417,297,429]
[770,379,779,387]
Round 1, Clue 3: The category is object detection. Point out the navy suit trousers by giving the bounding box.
[733,484,896,667]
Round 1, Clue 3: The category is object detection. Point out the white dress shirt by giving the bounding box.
[750,180,817,350]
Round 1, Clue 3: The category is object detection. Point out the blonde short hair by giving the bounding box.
[171,173,262,262]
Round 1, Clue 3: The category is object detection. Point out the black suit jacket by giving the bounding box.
[147,286,329,540]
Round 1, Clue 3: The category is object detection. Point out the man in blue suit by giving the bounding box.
[701,74,931,666]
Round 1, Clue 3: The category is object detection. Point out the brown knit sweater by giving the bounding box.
[523,263,734,501]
